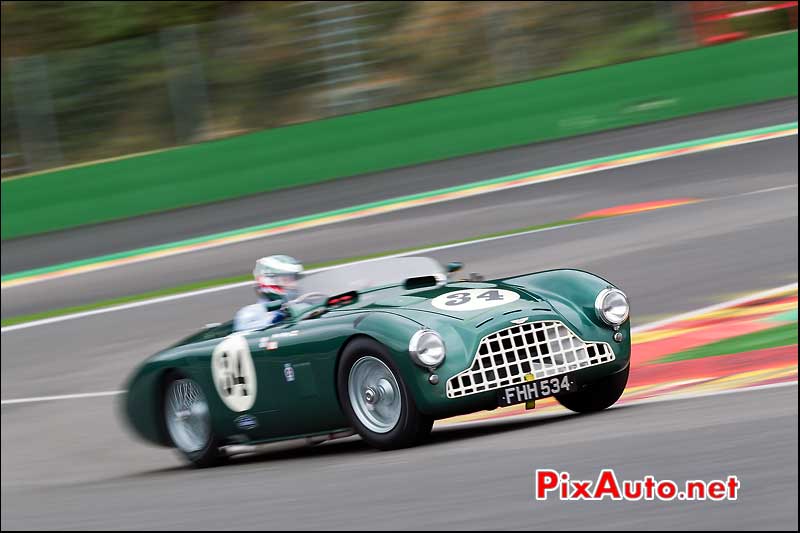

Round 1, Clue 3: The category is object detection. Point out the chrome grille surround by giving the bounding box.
[446,320,615,398]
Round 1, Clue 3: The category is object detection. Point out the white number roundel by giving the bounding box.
[211,334,257,412]
[431,289,520,311]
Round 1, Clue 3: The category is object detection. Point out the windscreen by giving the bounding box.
[296,257,445,297]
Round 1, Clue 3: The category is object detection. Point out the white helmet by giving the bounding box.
[253,255,304,304]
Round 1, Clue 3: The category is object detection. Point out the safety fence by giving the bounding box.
[2,1,796,176]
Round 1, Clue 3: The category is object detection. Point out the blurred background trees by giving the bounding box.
[1,1,796,175]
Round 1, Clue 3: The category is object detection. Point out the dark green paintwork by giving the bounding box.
[123,268,631,448]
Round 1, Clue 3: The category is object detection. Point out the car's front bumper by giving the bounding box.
[408,321,631,419]
[421,358,630,419]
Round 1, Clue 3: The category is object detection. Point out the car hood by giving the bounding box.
[355,281,553,325]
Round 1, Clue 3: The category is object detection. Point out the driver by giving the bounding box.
[233,255,304,331]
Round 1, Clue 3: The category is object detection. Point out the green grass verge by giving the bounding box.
[658,322,799,363]
[1,217,596,327]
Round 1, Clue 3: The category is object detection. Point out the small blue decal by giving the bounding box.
[234,414,258,430]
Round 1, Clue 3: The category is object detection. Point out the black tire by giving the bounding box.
[162,372,227,468]
[337,338,433,450]
[555,365,629,413]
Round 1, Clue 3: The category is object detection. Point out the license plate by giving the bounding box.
[497,374,575,407]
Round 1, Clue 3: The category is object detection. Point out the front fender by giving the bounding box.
[504,268,628,335]
[352,311,491,417]
[504,268,631,370]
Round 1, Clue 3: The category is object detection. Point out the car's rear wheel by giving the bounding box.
[555,365,629,413]
[337,338,433,450]
[163,373,226,467]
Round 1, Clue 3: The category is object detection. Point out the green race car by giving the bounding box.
[123,257,631,467]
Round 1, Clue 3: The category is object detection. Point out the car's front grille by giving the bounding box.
[446,320,615,398]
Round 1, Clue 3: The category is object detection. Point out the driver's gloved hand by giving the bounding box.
[270,310,287,325]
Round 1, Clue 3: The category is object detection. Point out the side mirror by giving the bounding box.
[446,262,463,273]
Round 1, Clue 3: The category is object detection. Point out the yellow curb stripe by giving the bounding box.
[690,301,797,321]
[632,326,705,344]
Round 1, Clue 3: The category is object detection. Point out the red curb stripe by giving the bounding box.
[629,345,797,387]
[576,198,698,219]
[634,319,782,365]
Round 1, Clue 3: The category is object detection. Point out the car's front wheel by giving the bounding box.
[337,338,433,450]
[555,364,629,413]
[163,373,226,467]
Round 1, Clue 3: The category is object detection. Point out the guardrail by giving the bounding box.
[1,31,797,240]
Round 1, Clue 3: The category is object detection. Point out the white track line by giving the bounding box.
[631,282,798,333]
[0,220,592,333]
[1,280,254,333]
[716,183,797,200]
[0,390,126,405]
[3,182,795,334]
[3,128,796,292]
[2,284,795,406]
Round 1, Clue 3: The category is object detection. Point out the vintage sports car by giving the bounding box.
[123,257,631,466]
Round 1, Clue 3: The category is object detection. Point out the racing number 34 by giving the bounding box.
[211,334,257,412]
[218,349,248,398]
[445,290,503,306]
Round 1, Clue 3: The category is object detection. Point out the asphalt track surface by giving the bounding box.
[1,98,798,318]
[0,98,795,276]
[2,387,796,530]
[1,102,798,530]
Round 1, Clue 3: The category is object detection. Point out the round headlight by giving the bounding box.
[409,329,446,368]
[595,288,629,326]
